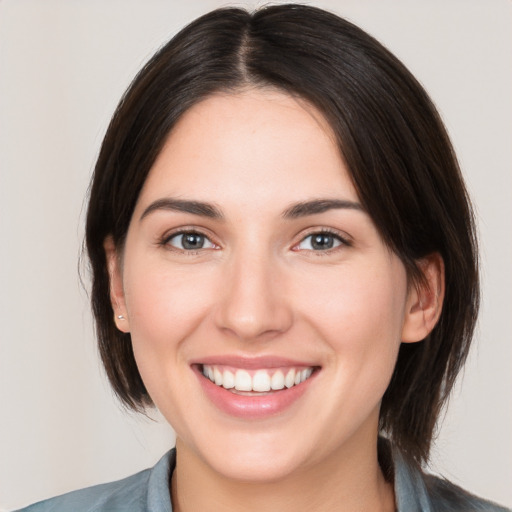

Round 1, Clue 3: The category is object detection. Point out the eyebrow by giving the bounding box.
[282,199,364,218]
[140,198,224,221]
[139,197,363,222]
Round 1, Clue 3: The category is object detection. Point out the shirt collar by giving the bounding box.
[392,447,433,512]
[148,445,434,512]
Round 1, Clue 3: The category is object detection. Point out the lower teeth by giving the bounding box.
[230,389,277,396]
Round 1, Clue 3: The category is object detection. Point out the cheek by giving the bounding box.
[298,258,408,382]
[121,257,219,428]
[124,261,213,341]
[121,258,220,398]
[304,259,406,333]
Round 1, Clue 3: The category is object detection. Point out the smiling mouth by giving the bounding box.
[200,364,317,394]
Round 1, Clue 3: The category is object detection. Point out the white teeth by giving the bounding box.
[301,368,312,382]
[222,370,235,389]
[271,370,285,390]
[252,371,271,392]
[203,365,314,392]
[234,370,252,391]
[285,369,296,388]
[214,367,223,386]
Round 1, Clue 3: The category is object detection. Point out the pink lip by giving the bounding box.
[192,358,319,420]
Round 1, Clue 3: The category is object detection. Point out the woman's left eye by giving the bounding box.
[166,232,216,251]
[295,232,345,251]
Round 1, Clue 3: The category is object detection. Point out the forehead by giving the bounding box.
[135,89,358,213]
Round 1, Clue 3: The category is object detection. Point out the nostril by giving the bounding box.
[215,299,294,342]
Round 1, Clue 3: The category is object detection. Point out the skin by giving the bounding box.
[106,89,444,511]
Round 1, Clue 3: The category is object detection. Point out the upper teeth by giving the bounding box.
[202,365,313,392]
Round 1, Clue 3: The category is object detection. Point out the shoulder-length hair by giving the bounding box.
[85,4,479,465]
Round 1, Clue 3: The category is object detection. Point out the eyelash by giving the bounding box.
[160,227,351,256]
[292,229,351,254]
[159,229,218,255]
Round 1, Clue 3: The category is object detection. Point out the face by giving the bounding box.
[109,89,426,483]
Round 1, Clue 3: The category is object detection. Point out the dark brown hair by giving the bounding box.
[85,4,479,465]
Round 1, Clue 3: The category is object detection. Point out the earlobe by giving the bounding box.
[104,236,130,333]
[401,253,445,343]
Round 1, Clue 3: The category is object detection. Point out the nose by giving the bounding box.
[214,249,293,342]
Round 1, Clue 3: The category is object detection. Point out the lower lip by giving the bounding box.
[194,366,318,419]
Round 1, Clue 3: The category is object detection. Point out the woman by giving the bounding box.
[15,4,510,511]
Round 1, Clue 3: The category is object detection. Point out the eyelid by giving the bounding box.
[157,226,351,254]
[159,226,220,252]
[292,228,352,252]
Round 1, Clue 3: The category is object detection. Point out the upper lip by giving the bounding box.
[190,355,319,370]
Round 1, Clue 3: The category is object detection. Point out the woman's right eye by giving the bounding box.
[165,232,216,251]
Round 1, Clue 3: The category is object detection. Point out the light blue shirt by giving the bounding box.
[15,447,510,511]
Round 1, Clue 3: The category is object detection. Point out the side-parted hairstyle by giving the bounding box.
[85,4,479,465]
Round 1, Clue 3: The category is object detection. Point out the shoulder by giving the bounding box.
[16,469,152,512]
[14,450,175,512]
[390,443,510,512]
[423,473,511,512]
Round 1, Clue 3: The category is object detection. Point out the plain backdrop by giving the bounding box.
[0,0,511,510]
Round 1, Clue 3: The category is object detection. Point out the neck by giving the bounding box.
[171,433,395,512]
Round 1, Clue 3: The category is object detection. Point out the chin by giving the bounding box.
[184,427,313,484]
[208,448,306,483]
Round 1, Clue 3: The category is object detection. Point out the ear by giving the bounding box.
[401,253,445,343]
[104,236,130,333]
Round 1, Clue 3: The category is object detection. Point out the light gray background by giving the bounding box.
[1,1,510,510]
